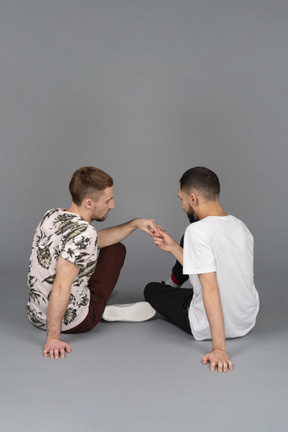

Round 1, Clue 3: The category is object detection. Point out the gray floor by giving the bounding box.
[1,273,287,432]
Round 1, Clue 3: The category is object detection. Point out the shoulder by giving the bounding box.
[185,221,210,245]
[40,208,60,221]
[227,215,253,237]
[43,208,60,217]
[67,215,97,240]
[69,218,98,246]
[38,208,61,229]
[83,223,97,239]
[185,219,209,236]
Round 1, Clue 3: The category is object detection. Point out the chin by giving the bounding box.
[95,216,107,222]
[95,212,109,222]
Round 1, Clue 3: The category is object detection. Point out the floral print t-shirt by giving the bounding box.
[27,208,98,331]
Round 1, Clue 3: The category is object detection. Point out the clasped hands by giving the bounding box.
[139,219,176,253]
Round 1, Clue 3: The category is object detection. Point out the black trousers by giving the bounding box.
[144,282,193,334]
[144,235,193,335]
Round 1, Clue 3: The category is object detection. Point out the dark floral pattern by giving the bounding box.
[36,232,53,269]
[27,208,97,330]
[26,305,45,328]
[63,308,78,325]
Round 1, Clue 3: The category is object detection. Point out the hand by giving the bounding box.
[202,349,233,373]
[135,219,165,237]
[152,230,177,253]
[43,339,71,359]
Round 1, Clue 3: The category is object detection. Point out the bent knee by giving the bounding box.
[144,282,157,302]
[113,242,126,265]
[107,242,126,256]
[114,242,126,256]
[99,242,126,266]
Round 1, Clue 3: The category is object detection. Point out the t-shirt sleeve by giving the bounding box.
[183,225,217,275]
[60,225,97,268]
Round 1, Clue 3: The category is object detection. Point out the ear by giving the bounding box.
[189,192,198,206]
[83,197,93,209]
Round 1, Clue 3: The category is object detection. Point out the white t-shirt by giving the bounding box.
[183,215,259,341]
[27,208,98,331]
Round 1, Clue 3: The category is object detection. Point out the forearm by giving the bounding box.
[200,273,226,351]
[199,274,232,371]
[46,286,71,341]
[203,289,226,350]
[97,219,138,249]
[170,244,184,266]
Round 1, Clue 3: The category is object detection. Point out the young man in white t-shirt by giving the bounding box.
[144,167,259,373]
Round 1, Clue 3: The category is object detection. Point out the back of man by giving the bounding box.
[27,208,97,331]
[145,166,260,372]
[27,166,160,359]
[184,215,259,340]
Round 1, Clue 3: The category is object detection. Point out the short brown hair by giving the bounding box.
[69,166,113,205]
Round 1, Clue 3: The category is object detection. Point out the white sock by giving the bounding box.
[102,301,156,322]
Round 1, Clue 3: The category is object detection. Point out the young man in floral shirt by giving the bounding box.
[27,166,159,359]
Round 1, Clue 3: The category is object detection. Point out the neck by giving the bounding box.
[66,203,91,223]
[198,201,227,220]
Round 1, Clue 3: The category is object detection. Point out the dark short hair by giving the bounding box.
[179,167,220,200]
[69,166,113,205]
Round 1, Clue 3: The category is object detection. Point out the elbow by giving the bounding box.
[50,281,70,299]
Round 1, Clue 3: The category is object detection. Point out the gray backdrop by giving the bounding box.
[1,0,287,285]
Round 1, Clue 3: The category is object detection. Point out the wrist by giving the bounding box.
[130,218,139,230]
[212,347,226,352]
[171,244,183,261]
[46,330,61,343]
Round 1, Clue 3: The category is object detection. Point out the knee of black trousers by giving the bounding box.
[144,282,158,302]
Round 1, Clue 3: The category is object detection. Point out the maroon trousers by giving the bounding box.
[63,243,126,334]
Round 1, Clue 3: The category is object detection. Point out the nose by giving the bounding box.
[110,199,115,209]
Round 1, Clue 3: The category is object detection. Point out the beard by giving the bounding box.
[186,205,198,224]
[93,210,110,222]
[94,216,107,222]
